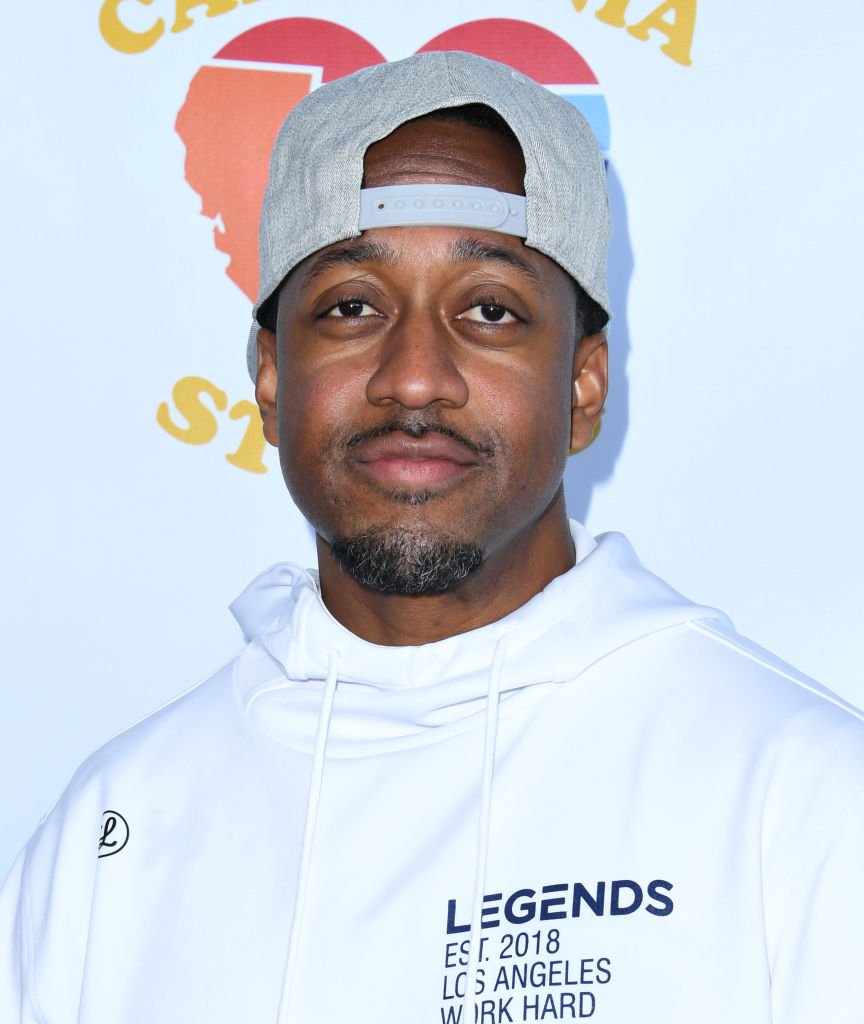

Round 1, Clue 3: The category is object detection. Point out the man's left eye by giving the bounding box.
[460,303,517,324]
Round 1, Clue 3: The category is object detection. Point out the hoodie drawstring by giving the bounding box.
[462,638,507,1024]
[276,652,340,1024]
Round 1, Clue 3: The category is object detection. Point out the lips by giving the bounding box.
[350,433,482,487]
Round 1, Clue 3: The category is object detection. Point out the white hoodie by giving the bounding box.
[2,524,863,1023]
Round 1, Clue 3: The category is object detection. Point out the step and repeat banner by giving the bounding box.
[2,1,862,875]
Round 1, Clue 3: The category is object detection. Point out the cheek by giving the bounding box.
[517,397,572,494]
[473,359,573,460]
[278,346,359,425]
[274,357,366,476]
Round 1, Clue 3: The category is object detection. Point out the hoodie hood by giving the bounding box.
[230,523,730,757]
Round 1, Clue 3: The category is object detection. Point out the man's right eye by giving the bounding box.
[327,299,376,318]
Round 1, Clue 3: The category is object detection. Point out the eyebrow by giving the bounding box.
[449,237,540,285]
[300,233,541,288]
[301,240,398,286]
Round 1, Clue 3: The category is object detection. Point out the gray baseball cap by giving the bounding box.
[247,49,611,378]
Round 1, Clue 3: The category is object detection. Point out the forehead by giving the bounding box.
[362,117,526,196]
[291,231,549,297]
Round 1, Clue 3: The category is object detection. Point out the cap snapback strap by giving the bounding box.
[358,184,527,237]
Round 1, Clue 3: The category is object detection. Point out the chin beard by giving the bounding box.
[330,528,483,595]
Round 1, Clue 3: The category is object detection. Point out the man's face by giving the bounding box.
[257,117,604,594]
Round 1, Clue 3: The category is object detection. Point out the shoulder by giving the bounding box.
[614,611,864,743]
[20,652,253,874]
[619,616,864,868]
[573,606,864,837]
[4,654,253,974]
[76,656,246,787]
[676,617,863,744]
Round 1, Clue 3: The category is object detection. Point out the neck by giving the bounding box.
[315,494,575,646]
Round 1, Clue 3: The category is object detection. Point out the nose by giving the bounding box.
[365,311,469,410]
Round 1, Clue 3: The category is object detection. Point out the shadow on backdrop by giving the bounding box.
[564,161,632,524]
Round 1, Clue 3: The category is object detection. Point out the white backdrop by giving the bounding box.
[2,0,862,879]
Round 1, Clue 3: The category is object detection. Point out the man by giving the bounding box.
[2,51,863,1024]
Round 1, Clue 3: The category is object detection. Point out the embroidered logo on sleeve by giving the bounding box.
[98,810,130,858]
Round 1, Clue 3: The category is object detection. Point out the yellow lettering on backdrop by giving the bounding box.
[592,0,631,28]
[172,0,238,35]
[157,376,227,444]
[627,0,697,66]
[98,0,164,54]
[157,380,269,473]
[571,0,696,65]
[99,0,262,53]
[225,401,267,474]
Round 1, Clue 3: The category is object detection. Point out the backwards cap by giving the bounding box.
[248,49,611,378]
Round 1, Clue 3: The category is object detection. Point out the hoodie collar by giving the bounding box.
[230,523,729,755]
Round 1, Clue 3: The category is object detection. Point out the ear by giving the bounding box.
[569,332,608,453]
[255,327,279,447]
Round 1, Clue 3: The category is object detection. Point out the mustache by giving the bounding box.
[341,415,497,459]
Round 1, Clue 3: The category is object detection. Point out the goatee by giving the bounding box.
[331,528,483,595]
